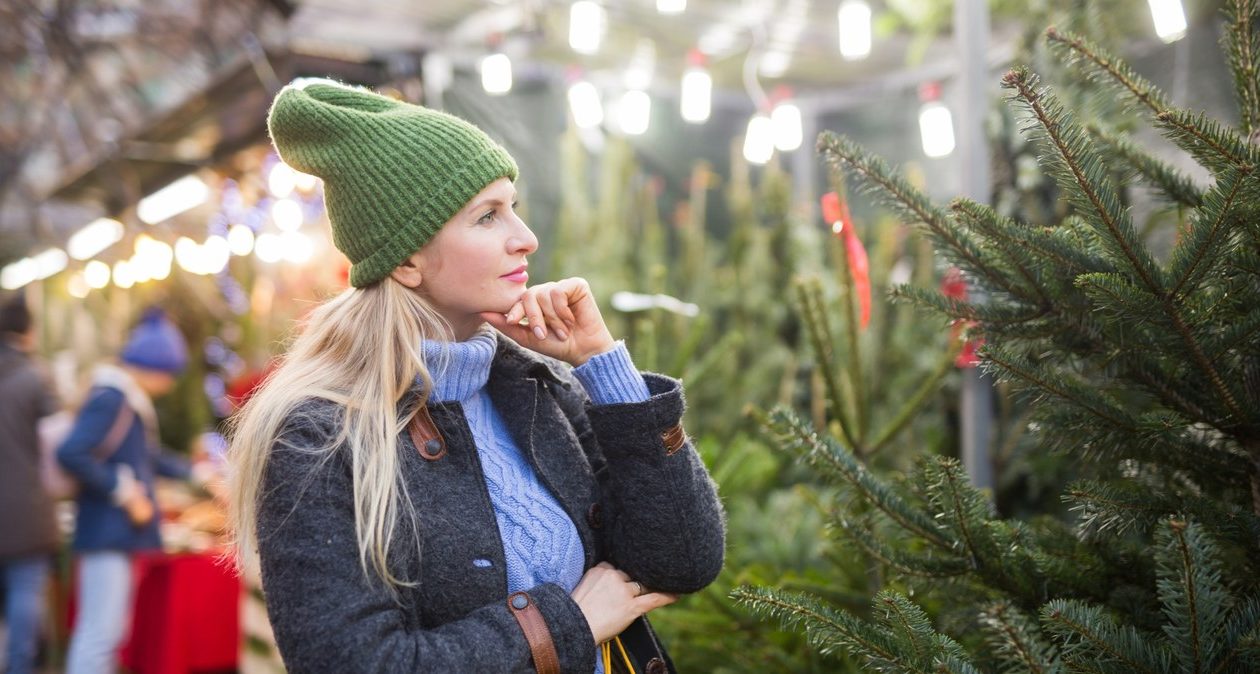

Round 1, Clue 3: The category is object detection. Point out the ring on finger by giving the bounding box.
[631,581,644,597]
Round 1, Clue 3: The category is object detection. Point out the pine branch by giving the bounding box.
[892,285,1049,326]
[875,590,938,663]
[1045,27,1170,118]
[1223,0,1260,137]
[980,344,1137,431]
[1001,67,1165,296]
[869,342,960,454]
[839,517,970,578]
[816,132,1028,299]
[1046,27,1257,173]
[949,198,1056,305]
[981,601,1064,674]
[1156,519,1232,672]
[922,457,992,569]
[1168,170,1251,300]
[1088,126,1204,209]
[1154,108,1259,178]
[731,586,902,665]
[1065,480,1260,543]
[794,277,860,449]
[1041,599,1173,674]
[757,407,952,549]
[1214,597,1260,674]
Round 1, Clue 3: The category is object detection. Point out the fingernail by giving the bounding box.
[533,326,546,340]
[556,330,568,340]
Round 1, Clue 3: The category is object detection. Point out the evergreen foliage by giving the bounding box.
[737,1,1260,670]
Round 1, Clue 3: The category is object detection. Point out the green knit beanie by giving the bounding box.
[266,80,519,287]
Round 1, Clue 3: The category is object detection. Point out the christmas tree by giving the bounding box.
[735,1,1260,671]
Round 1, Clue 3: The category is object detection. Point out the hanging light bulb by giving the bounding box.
[838,0,872,61]
[112,260,136,289]
[67,218,124,260]
[771,93,803,152]
[268,162,297,198]
[569,1,606,55]
[84,260,111,289]
[271,198,305,232]
[228,224,255,256]
[254,233,284,264]
[567,80,604,129]
[67,272,90,299]
[202,235,231,274]
[918,82,956,158]
[138,175,208,225]
[680,49,711,124]
[743,114,775,165]
[480,52,513,95]
[657,0,685,14]
[1147,0,1187,42]
[619,90,651,135]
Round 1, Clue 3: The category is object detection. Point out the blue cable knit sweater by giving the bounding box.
[423,330,650,599]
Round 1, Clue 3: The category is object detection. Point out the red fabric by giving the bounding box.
[119,552,241,674]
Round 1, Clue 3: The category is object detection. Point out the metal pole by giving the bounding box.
[955,0,994,491]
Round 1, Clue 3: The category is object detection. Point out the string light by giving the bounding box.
[1148,0,1187,43]
[567,80,604,129]
[569,1,606,55]
[228,224,255,256]
[838,0,872,61]
[656,0,685,14]
[918,82,955,158]
[680,49,711,124]
[84,260,111,289]
[619,90,652,135]
[771,100,803,152]
[137,175,208,225]
[67,218,124,260]
[743,114,775,165]
[480,52,513,95]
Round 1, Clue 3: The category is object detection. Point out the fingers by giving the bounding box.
[535,289,569,341]
[636,591,678,612]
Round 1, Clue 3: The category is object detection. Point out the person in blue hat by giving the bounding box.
[57,307,199,674]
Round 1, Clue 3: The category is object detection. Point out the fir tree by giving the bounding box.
[735,1,1260,671]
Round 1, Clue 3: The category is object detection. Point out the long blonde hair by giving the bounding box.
[228,279,450,591]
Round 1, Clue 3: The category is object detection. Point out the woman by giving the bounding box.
[229,80,725,673]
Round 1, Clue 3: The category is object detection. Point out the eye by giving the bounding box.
[476,209,496,224]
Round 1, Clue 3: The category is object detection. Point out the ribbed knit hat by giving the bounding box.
[267,80,519,287]
[121,308,188,375]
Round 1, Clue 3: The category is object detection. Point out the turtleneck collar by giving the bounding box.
[422,328,497,403]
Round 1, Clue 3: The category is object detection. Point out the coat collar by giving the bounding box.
[488,330,567,386]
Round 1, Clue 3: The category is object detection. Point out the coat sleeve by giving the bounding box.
[554,371,726,594]
[55,388,128,497]
[257,412,597,674]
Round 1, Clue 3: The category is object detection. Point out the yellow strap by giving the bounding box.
[613,636,636,673]
[600,637,636,674]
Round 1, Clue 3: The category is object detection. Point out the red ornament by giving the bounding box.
[939,267,983,368]
[821,192,871,330]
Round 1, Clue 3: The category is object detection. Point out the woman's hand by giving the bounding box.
[481,278,616,366]
[570,562,677,644]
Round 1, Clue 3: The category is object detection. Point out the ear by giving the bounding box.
[390,251,424,288]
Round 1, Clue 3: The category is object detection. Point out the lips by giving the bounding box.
[501,265,528,283]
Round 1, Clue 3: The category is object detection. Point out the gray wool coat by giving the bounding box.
[256,337,726,673]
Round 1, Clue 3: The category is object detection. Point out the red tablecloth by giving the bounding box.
[119,552,241,674]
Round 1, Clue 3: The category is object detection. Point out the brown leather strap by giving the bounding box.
[95,399,135,460]
[507,591,560,674]
[407,406,446,461]
[661,423,687,456]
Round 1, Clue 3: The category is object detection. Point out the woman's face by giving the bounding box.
[407,178,538,337]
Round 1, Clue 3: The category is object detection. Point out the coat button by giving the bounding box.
[424,439,442,454]
[511,593,529,610]
[586,503,602,529]
[646,657,667,674]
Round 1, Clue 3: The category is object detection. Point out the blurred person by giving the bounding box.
[57,308,195,674]
[228,81,725,673]
[0,292,59,674]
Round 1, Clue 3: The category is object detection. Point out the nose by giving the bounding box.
[509,213,538,255]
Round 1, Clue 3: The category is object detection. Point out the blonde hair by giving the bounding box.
[228,279,451,592]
